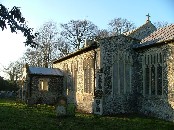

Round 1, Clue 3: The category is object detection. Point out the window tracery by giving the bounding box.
[83,58,93,93]
[143,52,163,96]
[112,51,132,95]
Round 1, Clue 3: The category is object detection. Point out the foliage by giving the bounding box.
[0,99,174,130]
[60,19,99,50]
[0,4,37,47]
[108,17,136,36]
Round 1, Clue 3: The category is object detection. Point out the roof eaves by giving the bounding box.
[53,42,98,64]
[28,73,63,77]
[133,38,174,50]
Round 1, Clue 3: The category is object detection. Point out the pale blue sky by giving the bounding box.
[1,0,174,29]
[0,0,174,77]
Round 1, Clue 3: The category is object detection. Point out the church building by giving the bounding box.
[53,17,174,121]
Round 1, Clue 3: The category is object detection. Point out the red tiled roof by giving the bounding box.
[141,24,174,44]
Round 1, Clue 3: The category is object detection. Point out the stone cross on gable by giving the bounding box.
[146,13,150,22]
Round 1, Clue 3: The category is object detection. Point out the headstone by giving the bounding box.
[56,97,67,117]
[56,106,66,116]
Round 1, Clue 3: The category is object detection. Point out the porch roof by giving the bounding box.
[28,67,63,76]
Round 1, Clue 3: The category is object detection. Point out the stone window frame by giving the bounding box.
[112,51,132,96]
[83,57,94,94]
[38,78,49,91]
[142,51,163,96]
[71,60,78,92]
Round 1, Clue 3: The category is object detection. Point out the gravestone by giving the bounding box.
[56,97,67,116]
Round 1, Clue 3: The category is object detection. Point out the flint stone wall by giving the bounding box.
[28,75,63,105]
[53,49,100,113]
[99,35,139,114]
[136,43,174,121]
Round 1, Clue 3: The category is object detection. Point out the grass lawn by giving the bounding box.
[0,99,174,130]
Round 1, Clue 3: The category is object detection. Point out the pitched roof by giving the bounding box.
[141,24,174,44]
[124,21,157,40]
[28,66,63,76]
[133,24,174,49]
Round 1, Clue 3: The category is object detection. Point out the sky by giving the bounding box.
[0,0,174,77]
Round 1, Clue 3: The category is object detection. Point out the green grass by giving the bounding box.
[0,99,174,130]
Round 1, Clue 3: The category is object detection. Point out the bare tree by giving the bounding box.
[35,21,59,67]
[22,21,71,67]
[95,29,110,40]
[60,19,99,50]
[153,21,169,29]
[22,48,41,67]
[3,61,23,82]
[22,22,60,68]
[108,17,136,36]
[56,38,71,58]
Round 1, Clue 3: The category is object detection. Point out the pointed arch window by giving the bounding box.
[112,51,132,95]
[143,52,163,96]
[83,58,93,93]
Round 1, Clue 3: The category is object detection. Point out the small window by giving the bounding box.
[38,78,48,91]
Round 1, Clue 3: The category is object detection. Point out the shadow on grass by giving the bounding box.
[0,99,174,130]
[55,113,174,130]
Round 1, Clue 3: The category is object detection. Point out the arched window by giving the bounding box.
[143,52,163,96]
[157,64,162,95]
[145,65,150,95]
[83,58,93,93]
[112,51,132,95]
[151,65,155,95]
[38,78,48,91]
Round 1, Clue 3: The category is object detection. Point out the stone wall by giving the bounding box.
[28,75,63,105]
[136,43,174,121]
[99,35,139,114]
[53,49,100,113]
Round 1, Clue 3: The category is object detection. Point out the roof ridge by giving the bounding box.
[123,21,155,36]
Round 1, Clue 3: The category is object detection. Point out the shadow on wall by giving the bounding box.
[139,64,174,122]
